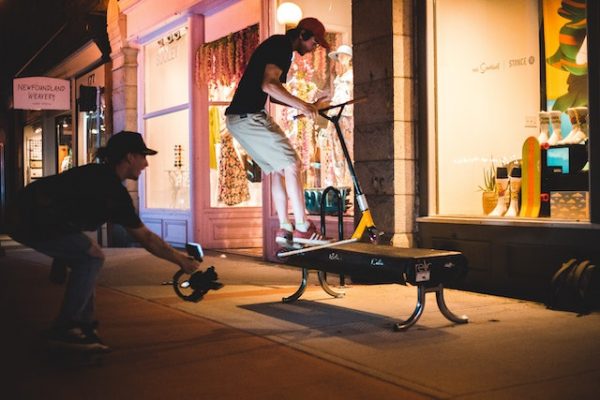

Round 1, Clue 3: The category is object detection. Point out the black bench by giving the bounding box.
[281,241,469,331]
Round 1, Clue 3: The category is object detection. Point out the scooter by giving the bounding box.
[277,97,379,257]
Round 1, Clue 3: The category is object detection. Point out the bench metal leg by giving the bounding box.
[394,285,427,331]
[282,268,308,303]
[317,271,345,298]
[394,284,468,331]
[436,286,469,325]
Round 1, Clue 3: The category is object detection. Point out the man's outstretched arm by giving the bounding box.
[126,224,198,274]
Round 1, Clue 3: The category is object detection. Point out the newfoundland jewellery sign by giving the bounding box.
[13,77,70,110]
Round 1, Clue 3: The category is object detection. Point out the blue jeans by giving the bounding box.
[13,232,104,326]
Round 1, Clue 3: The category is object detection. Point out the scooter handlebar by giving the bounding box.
[293,96,367,120]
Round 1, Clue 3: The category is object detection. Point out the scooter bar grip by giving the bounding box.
[186,242,204,261]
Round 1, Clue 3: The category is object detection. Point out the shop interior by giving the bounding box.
[428,0,589,221]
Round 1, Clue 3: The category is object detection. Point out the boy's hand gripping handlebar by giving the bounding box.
[292,96,367,120]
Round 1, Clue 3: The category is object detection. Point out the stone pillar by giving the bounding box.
[107,0,138,133]
[352,0,416,247]
[106,0,141,237]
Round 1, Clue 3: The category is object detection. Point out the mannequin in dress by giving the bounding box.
[320,44,354,189]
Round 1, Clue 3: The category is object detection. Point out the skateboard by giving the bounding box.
[519,137,541,218]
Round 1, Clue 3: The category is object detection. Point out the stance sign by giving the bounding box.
[13,77,70,110]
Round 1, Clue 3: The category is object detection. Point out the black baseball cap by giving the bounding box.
[107,131,158,156]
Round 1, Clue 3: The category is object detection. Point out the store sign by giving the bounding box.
[13,77,70,110]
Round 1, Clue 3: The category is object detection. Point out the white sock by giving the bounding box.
[280,222,294,232]
[295,221,310,232]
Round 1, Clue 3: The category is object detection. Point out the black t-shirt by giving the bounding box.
[7,163,142,242]
[225,34,293,114]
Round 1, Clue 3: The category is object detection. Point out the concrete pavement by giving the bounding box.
[1,242,599,399]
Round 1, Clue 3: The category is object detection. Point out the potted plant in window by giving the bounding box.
[479,164,498,215]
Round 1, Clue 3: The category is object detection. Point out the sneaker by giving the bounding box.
[275,228,294,247]
[79,321,111,353]
[47,322,109,353]
[293,221,331,246]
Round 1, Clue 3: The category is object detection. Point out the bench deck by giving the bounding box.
[281,242,469,331]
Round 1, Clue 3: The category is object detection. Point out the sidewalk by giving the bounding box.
[1,245,599,399]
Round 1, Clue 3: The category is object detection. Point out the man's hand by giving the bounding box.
[263,64,328,119]
[299,102,319,119]
[313,95,331,111]
[177,252,199,275]
[297,95,331,119]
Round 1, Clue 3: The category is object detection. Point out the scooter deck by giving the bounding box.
[277,238,358,257]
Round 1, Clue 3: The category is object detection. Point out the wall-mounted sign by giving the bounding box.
[13,77,70,110]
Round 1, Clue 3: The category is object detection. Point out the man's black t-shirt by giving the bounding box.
[8,163,142,241]
[225,34,293,114]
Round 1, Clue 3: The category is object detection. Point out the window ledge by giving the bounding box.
[417,215,600,230]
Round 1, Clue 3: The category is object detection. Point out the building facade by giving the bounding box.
[107,0,599,300]
[4,0,590,300]
[109,0,356,258]
[416,0,599,300]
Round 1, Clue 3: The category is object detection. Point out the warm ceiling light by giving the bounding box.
[277,2,302,25]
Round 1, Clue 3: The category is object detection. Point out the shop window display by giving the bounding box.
[78,86,107,164]
[145,109,190,210]
[429,0,589,221]
[323,44,354,190]
[197,21,354,213]
[24,125,42,184]
[197,24,263,208]
[143,25,192,210]
[274,32,355,216]
[56,115,73,173]
[145,26,190,114]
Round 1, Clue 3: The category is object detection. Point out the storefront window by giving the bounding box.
[145,25,190,114]
[143,24,191,210]
[78,86,107,164]
[274,29,354,216]
[56,115,73,173]
[198,23,263,208]
[24,124,42,185]
[145,109,190,209]
[428,0,589,221]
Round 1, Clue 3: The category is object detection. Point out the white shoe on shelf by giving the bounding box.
[489,167,509,217]
[547,110,563,146]
[504,167,522,217]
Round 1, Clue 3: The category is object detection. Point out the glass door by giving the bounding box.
[24,124,43,184]
[56,115,73,173]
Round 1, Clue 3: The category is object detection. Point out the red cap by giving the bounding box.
[296,17,330,50]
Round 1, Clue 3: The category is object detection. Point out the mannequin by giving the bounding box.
[320,44,354,189]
